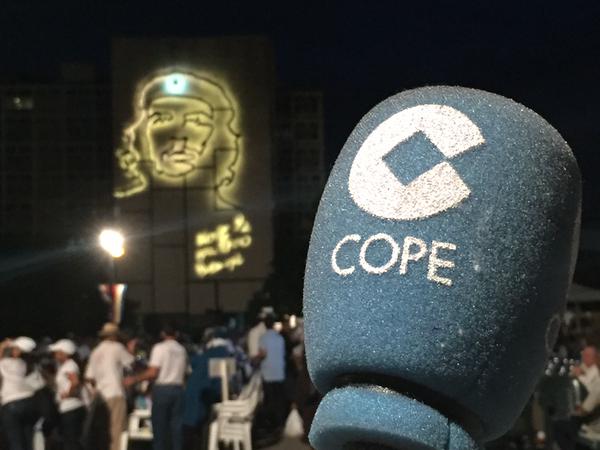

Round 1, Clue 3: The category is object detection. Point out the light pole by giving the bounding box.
[99,228,125,260]
[98,228,126,323]
[99,228,125,282]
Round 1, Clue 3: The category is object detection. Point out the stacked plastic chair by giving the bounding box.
[208,372,263,450]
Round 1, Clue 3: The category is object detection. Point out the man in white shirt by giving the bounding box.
[124,324,187,450]
[258,315,287,430]
[555,345,600,450]
[573,346,600,393]
[247,312,267,363]
[49,339,85,450]
[85,323,134,450]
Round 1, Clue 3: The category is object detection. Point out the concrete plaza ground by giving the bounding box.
[264,437,311,450]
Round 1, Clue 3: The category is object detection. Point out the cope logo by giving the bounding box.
[348,104,485,220]
[333,105,485,286]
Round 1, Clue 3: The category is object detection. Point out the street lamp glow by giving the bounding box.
[99,229,125,258]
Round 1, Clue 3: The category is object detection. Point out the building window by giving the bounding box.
[3,96,34,111]
[294,122,319,140]
[293,95,318,114]
[4,117,33,142]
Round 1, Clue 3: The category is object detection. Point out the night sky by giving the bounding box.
[2,1,599,219]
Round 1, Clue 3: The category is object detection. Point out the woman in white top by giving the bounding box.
[0,337,38,450]
[49,339,86,450]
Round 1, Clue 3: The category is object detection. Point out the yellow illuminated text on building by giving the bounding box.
[195,214,253,278]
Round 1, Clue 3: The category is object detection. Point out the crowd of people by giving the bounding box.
[0,310,317,450]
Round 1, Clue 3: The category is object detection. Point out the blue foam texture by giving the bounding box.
[310,385,479,450]
[303,86,581,446]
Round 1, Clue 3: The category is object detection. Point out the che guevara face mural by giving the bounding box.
[115,71,253,278]
[114,72,240,206]
[146,95,214,177]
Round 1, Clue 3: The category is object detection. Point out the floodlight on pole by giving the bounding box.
[99,229,125,258]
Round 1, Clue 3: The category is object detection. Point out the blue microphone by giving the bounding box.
[303,86,581,449]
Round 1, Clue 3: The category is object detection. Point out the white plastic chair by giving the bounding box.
[128,408,153,440]
[208,373,263,450]
[33,419,44,450]
[120,408,153,450]
[209,357,237,401]
[579,426,600,449]
[120,431,128,450]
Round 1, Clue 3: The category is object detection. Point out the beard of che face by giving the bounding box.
[155,144,204,175]
[147,131,208,175]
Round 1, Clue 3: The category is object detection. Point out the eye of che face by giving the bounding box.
[148,110,174,126]
[184,111,214,128]
[148,97,213,126]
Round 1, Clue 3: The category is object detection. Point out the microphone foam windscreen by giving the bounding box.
[304,86,581,449]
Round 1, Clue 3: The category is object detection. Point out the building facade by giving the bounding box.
[0,38,326,325]
[111,37,275,321]
[270,90,326,312]
[273,91,326,240]
[0,70,112,247]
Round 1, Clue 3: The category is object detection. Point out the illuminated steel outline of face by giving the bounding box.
[115,71,241,204]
